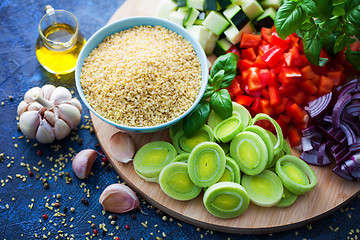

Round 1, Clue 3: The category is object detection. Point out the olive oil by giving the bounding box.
[36,23,86,74]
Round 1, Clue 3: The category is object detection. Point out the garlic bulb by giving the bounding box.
[17,84,82,144]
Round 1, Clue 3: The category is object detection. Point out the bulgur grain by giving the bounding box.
[80,25,202,127]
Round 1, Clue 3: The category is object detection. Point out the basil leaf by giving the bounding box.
[303,28,322,65]
[345,0,360,27]
[202,85,214,100]
[345,49,360,71]
[333,34,347,53]
[274,1,307,39]
[299,17,316,31]
[210,53,238,89]
[332,4,345,16]
[212,70,225,91]
[302,0,333,20]
[344,22,360,39]
[322,18,340,33]
[210,89,233,119]
[183,100,211,137]
[319,57,329,66]
[322,33,341,54]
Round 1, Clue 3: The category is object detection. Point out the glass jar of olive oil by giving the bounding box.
[36,5,86,75]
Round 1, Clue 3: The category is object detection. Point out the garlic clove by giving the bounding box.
[24,87,43,103]
[99,184,140,213]
[28,102,43,112]
[36,118,55,144]
[17,101,29,117]
[69,98,82,112]
[44,110,56,126]
[72,149,98,179]
[54,119,71,140]
[50,86,72,105]
[19,110,40,139]
[109,132,135,163]
[57,104,81,129]
[41,84,56,100]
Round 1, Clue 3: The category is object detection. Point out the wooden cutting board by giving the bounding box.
[90,0,360,234]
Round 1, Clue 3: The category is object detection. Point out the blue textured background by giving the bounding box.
[0,1,359,239]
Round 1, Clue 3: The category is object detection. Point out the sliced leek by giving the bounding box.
[159,162,202,201]
[173,124,215,154]
[188,142,226,187]
[275,155,316,195]
[214,116,244,143]
[173,153,190,163]
[277,187,298,207]
[133,141,177,180]
[232,102,251,128]
[241,169,283,207]
[230,131,268,175]
[207,110,224,130]
[203,182,250,218]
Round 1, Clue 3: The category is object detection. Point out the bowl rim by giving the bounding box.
[75,16,209,132]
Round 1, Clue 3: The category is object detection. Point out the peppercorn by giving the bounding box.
[102,157,107,163]
[91,223,96,228]
[125,224,130,230]
[95,143,99,148]
[28,171,34,177]
[78,139,83,144]
[105,166,110,171]
[101,162,106,167]
[115,237,120,240]
[58,172,64,177]
[65,172,70,177]
[43,183,49,189]
[63,207,68,213]
[108,215,113,220]
[92,229,98,235]
[9,96,13,101]
[54,202,60,208]
[37,150,43,156]
[81,198,89,205]
[112,214,118,220]
[102,231,106,236]
[56,194,61,199]
[42,179,48,183]
[42,214,48,220]
[131,214,136,220]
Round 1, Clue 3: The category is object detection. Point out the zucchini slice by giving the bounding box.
[214,116,244,143]
[244,125,274,168]
[275,155,317,195]
[184,7,200,27]
[159,162,202,201]
[155,0,178,20]
[223,4,250,30]
[224,21,255,44]
[260,0,282,10]
[188,142,226,187]
[203,182,250,218]
[186,0,205,10]
[204,0,217,10]
[169,8,188,26]
[255,7,276,30]
[230,131,268,175]
[202,11,230,36]
[186,25,210,49]
[241,0,264,20]
[217,0,232,9]
[133,141,177,180]
[172,124,214,154]
[214,38,233,56]
[241,169,283,207]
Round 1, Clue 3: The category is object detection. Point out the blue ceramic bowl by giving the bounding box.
[75,16,208,133]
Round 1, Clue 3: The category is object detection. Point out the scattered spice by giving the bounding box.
[92,229,98,235]
[131,214,136,220]
[54,203,60,208]
[70,207,75,212]
[28,171,34,177]
[37,150,43,156]
[91,223,96,228]
[44,183,49,189]
[125,224,130,230]
[56,194,61,199]
[63,207,68,213]
[42,214,48,220]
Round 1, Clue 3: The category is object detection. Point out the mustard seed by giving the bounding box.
[54,203,60,208]
[91,223,96,228]
[43,183,49,189]
[70,207,75,212]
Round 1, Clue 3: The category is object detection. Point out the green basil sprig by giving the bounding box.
[183,53,238,137]
[274,0,360,71]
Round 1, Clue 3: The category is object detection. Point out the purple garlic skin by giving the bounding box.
[17,85,82,144]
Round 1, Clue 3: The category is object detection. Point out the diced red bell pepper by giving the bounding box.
[260,46,283,67]
[300,65,320,85]
[247,67,265,91]
[259,44,270,55]
[273,97,289,114]
[238,59,253,72]
[240,33,262,49]
[276,117,288,138]
[317,76,333,96]
[284,47,301,67]
[227,45,241,58]
[287,103,309,124]
[300,80,318,95]
[251,97,262,114]
[227,76,243,97]
[278,67,302,85]
[258,69,272,85]
[260,98,274,115]
[241,47,256,61]
[278,84,298,96]
[327,71,344,88]
[261,27,272,43]
[278,114,291,124]
[269,32,290,51]
[298,55,310,68]
[235,95,254,107]
[261,88,270,99]
[311,64,327,76]
[290,90,307,106]
[268,84,281,106]
[253,56,268,68]
[288,128,301,147]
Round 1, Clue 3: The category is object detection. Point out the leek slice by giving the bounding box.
[214,116,244,143]
[230,131,268,175]
[133,141,177,180]
[232,102,252,128]
[241,169,283,207]
[266,130,291,168]
[275,155,317,195]
[169,120,183,141]
[173,153,190,163]
[244,125,274,168]
[135,168,159,183]
[203,182,250,218]
[207,110,224,130]
[188,142,226,187]
[173,124,214,154]
[277,187,298,207]
[159,162,202,201]
[250,113,283,155]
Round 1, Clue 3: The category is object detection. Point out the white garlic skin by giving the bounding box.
[109,132,135,163]
[72,149,98,179]
[17,84,82,144]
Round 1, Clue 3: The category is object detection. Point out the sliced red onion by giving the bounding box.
[337,78,360,99]
[333,165,355,181]
[305,92,333,120]
[332,93,352,129]
[301,136,313,152]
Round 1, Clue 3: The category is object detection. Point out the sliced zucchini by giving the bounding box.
[223,4,249,30]
[213,38,233,56]
[184,7,200,27]
[217,0,232,9]
[204,0,217,10]
[241,169,283,207]
[169,8,188,26]
[203,182,250,218]
[214,116,244,143]
[230,0,246,6]
[177,0,187,7]
[202,11,230,36]
[155,0,178,20]
[205,31,220,55]
[159,162,202,201]
[186,0,205,10]
[260,0,283,10]
[230,131,268,175]
[255,7,276,30]
[186,25,209,49]
[241,0,264,20]
[224,21,255,44]
[188,142,226,187]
